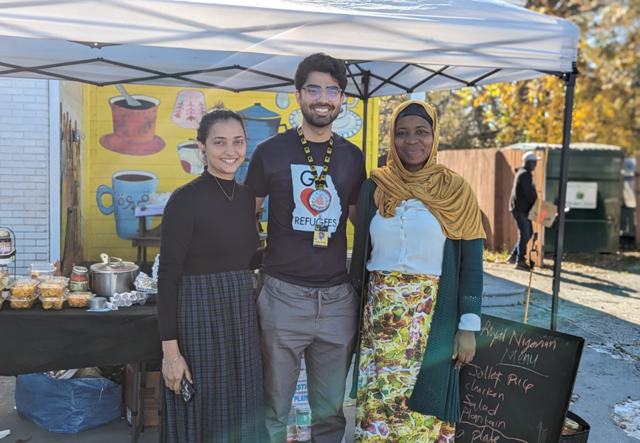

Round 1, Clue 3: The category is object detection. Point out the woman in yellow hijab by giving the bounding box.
[349,101,485,442]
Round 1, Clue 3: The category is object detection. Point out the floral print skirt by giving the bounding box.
[355,271,456,443]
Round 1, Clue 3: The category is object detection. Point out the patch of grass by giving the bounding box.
[483,249,511,264]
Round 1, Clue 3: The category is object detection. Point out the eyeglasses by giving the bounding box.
[300,85,343,101]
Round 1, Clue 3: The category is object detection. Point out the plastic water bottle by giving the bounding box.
[296,406,311,442]
[286,406,298,442]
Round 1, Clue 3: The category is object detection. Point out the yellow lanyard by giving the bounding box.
[297,125,333,191]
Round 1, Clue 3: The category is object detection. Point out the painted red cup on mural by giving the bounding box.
[109,95,160,143]
[100,95,165,155]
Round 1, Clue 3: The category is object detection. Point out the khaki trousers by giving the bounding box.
[256,274,359,443]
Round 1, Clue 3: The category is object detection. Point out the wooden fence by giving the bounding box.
[438,148,546,265]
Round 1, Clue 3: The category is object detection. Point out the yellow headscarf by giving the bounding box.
[371,100,486,240]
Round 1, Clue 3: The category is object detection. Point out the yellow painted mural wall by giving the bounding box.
[83,84,378,262]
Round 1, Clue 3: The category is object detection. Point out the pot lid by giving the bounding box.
[91,261,138,273]
[239,103,280,120]
[91,255,138,273]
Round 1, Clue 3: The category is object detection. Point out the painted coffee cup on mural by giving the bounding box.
[99,95,166,156]
[109,95,160,143]
[172,90,207,130]
[97,170,159,240]
[177,140,206,175]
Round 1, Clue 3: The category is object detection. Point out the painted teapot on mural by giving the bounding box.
[236,102,287,183]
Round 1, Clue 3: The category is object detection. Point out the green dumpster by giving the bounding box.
[504,143,624,253]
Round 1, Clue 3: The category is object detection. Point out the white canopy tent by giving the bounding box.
[0,0,578,94]
[0,0,579,328]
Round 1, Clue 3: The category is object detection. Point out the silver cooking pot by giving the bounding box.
[91,253,139,297]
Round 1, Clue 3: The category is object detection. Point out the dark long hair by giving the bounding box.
[196,102,246,144]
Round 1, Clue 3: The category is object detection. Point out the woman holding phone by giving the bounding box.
[157,105,265,442]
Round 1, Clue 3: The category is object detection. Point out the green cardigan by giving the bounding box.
[348,179,484,423]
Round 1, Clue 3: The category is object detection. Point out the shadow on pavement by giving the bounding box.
[528,268,640,299]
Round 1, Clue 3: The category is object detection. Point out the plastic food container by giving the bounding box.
[0,272,10,290]
[39,281,68,297]
[12,279,39,298]
[40,295,66,310]
[68,292,93,308]
[41,277,69,286]
[30,263,56,280]
[39,277,68,288]
[8,293,38,309]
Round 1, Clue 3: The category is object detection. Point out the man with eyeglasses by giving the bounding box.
[245,53,367,442]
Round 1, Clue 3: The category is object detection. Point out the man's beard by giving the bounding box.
[300,103,341,129]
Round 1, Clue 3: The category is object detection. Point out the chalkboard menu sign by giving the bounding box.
[456,315,584,443]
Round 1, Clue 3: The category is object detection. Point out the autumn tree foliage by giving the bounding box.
[378,0,640,156]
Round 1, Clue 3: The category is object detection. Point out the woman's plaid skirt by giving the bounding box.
[161,270,266,442]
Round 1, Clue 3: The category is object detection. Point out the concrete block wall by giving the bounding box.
[0,78,50,275]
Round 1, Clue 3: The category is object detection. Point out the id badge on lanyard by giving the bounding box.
[313,225,329,248]
[297,126,334,248]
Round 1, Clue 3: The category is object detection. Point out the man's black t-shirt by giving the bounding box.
[245,128,366,287]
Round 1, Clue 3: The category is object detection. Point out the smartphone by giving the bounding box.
[180,376,195,403]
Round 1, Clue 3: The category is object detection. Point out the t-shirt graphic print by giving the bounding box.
[290,164,342,237]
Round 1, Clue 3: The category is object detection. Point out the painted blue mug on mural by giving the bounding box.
[97,170,158,239]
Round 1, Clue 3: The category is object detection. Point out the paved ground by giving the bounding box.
[482,260,640,443]
[1,260,639,442]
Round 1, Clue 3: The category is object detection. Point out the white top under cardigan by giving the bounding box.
[366,198,481,331]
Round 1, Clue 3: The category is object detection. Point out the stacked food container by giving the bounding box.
[7,268,70,310]
[39,277,69,310]
[4,262,94,310]
[6,279,39,310]
[1,253,149,311]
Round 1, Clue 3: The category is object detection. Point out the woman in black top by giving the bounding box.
[157,106,264,442]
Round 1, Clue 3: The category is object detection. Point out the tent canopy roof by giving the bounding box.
[0,0,579,97]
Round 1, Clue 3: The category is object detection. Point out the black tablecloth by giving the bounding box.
[0,303,162,376]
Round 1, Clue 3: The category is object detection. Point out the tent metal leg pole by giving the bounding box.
[130,362,140,443]
[360,71,370,163]
[158,373,166,441]
[362,97,369,160]
[138,363,147,435]
[551,72,576,330]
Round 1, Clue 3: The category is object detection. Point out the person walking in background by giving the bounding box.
[245,53,367,443]
[157,106,265,442]
[509,151,540,270]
